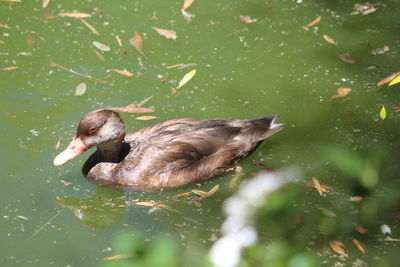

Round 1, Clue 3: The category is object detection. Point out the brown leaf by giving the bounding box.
[329,240,348,257]
[182,0,195,10]
[355,224,369,235]
[377,72,400,87]
[323,34,337,45]
[135,116,157,120]
[59,12,91,18]
[111,69,134,77]
[352,239,365,253]
[129,32,144,55]
[0,66,18,70]
[104,253,134,260]
[194,184,219,201]
[42,0,50,8]
[81,19,99,35]
[239,16,258,24]
[339,53,356,64]
[306,16,321,27]
[331,87,351,99]
[254,163,276,172]
[152,27,177,40]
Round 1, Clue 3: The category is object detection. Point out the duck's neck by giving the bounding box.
[96,134,125,163]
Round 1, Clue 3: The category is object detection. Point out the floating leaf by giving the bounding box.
[115,35,122,47]
[59,13,91,18]
[92,41,110,52]
[111,69,134,77]
[352,239,365,253]
[182,0,195,10]
[384,237,400,242]
[173,191,193,198]
[93,50,105,61]
[104,253,134,261]
[323,34,337,45]
[111,98,154,114]
[42,0,50,8]
[377,72,400,86]
[355,224,369,235]
[388,75,400,86]
[319,207,336,217]
[312,177,324,196]
[167,63,197,69]
[339,53,356,64]
[17,215,29,220]
[349,196,363,202]
[0,66,18,71]
[194,184,219,201]
[26,34,35,46]
[135,116,157,120]
[181,9,195,22]
[177,69,196,89]
[55,139,61,150]
[379,105,386,120]
[129,32,144,55]
[329,240,348,257]
[362,7,377,15]
[306,15,321,27]
[239,15,258,24]
[81,19,99,35]
[75,82,87,96]
[305,180,331,192]
[254,163,276,172]
[191,189,208,197]
[0,24,11,29]
[152,27,177,40]
[331,87,351,99]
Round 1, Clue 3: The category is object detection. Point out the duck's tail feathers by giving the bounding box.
[252,115,285,139]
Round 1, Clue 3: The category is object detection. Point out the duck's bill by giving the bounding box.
[54,137,88,166]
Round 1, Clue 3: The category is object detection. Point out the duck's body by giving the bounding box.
[54,110,284,190]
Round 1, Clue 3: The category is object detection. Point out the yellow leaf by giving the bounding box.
[194,184,219,201]
[312,177,324,196]
[388,75,400,86]
[380,105,386,120]
[377,72,400,86]
[177,69,196,89]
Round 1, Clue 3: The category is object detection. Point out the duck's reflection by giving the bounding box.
[56,186,125,229]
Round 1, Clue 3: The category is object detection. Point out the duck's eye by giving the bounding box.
[88,127,97,135]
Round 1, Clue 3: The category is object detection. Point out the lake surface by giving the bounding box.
[1,0,399,266]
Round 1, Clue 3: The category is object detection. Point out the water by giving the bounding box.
[1,0,399,266]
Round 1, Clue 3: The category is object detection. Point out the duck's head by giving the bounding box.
[54,109,126,166]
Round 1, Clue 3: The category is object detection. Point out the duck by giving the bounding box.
[54,109,284,190]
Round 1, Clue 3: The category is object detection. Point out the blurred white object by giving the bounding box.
[209,168,299,267]
[380,224,391,235]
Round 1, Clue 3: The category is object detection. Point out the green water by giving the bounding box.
[1,0,400,266]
